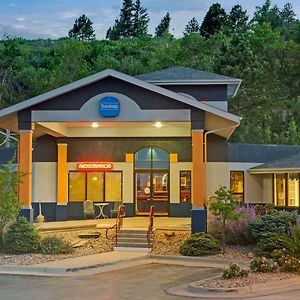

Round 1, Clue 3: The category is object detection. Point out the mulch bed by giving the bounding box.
[0,229,114,266]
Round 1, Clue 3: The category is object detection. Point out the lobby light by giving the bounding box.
[155,122,162,128]
[91,122,99,128]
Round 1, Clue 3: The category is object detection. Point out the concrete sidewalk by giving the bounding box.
[35,217,191,232]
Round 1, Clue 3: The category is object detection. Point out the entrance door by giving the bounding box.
[135,171,169,216]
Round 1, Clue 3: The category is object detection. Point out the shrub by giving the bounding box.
[225,205,256,245]
[254,232,294,258]
[0,159,21,242]
[41,236,73,255]
[272,250,300,272]
[208,187,239,248]
[249,257,279,273]
[222,263,249,279]
[179,233,221,256]
[3,217,41,254]
[247,210,297,243]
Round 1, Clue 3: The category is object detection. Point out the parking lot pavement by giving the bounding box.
[0,264,220,300]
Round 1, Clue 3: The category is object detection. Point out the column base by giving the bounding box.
[56,205,68,221]
[19,208,34,223]
[191,207,206,234]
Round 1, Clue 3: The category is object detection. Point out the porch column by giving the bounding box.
[191,130,206,233]
[18,130,33,221]
[56,143,68,221]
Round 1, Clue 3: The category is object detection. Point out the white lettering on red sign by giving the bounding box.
[77,162,113,171]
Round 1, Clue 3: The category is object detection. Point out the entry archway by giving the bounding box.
[134,147,169,216]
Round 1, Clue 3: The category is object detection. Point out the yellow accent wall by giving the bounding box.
[125,153,134,163]
[57,144,68,205]
[18,131,33,207]
[169,153,178,163]
[192,131,205,207]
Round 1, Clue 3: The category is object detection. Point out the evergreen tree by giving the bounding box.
[280,3,296,30]
[155,12,171,37]
[200,3,228,38]
[106,0,134,40]
[184,17,200,34]
[229,5,249,32]
[68,14,95,41]
[132,0,149,37]
[251,0,282,30]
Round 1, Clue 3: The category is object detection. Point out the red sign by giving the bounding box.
[77,162,113,171]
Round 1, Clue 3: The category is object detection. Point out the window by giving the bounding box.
[135,147,169,170]
[69,171,122,202]
[105,172,122,202]
[180,171,191,203]
[288,173,299,207]
[230,171,244,202]
[69,172,86,202]
[274,173,299,207]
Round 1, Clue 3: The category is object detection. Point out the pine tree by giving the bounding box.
[68,14,95,41]
[155,12,171,38]
[200,3,228,38]
[132,0,149,37]
[106,0,135,40]
[184,17,200,34]
[229,5,249,32]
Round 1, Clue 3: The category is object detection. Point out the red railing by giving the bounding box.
[147,205,154,247]
[105,205,126,245]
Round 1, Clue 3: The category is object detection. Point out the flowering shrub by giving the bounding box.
[225,205,256,245]
[249,257,279,273]
[272,249,300,272]
[222,263,249,279]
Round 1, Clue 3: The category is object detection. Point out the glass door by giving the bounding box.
[135,171,169,216]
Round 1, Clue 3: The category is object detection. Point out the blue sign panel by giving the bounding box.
[99,96,120,117]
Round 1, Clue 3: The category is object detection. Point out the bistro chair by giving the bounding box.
[110,201,123,218]
[83,200,95,219]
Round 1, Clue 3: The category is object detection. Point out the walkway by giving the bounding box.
[35,217,191,231]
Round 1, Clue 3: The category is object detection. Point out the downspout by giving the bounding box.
[203,122,240,204]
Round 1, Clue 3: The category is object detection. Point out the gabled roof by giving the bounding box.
[136,67,238,81]
[249,149,300,174]
[0,68,242,139]
[136,67,242,97]
[0,69,240,124]
[229,144,300,163]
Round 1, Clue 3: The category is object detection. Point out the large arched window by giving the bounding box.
[135,147,169,169]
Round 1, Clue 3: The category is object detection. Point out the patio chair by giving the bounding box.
[110,201,123,218]
[83,200,95,219]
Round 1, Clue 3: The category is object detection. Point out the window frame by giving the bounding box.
[230,170,245,203]
[179,170,192,203]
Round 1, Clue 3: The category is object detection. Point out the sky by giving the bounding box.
[0,0,299,39]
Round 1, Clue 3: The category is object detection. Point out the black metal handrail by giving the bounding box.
[147,205,154,247]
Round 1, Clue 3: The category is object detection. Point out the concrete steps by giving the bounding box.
[114,228,153,252]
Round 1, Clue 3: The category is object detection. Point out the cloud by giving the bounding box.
[60,11,79,20]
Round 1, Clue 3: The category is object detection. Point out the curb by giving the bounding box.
[150,254,249,268]
[0,254,150,277]
[167,275,300,298]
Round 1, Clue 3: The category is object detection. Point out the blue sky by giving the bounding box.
[0,0,299,39]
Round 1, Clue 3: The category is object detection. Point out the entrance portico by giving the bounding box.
[0,68,241,232]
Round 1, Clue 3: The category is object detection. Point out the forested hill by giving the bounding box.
[0,2,299,144]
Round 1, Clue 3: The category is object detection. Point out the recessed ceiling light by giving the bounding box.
[92,122,99,128]
[155,122,162,128]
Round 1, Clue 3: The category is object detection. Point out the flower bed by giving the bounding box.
[197,272,297,289]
